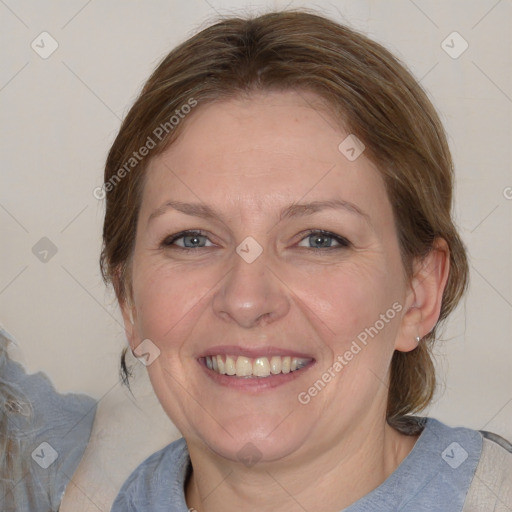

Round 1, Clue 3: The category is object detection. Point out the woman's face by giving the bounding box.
[124,90,417,464]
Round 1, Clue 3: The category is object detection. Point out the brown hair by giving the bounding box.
[100,10,468,425]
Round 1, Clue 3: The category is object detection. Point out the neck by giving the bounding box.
[185,417,418,512]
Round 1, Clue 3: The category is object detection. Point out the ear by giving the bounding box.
[395,237,450,352]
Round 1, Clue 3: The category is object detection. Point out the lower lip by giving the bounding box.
[198,358,316,391]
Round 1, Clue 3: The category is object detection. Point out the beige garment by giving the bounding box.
[59,350,182,512]
[462,431,512,511]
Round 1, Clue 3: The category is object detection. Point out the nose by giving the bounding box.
[212,249,290,329]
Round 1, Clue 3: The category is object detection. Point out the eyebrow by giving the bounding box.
[147,199,371,226]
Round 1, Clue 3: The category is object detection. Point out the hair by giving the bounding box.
[0,331,32,506]
[100,10,469,427]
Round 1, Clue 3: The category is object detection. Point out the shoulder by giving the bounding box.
[112,437,190,512]
[415,417,511,511]
[4,347,97,447]
[1,331,97,430]
[367,417,481,511]
[1,330,97,510]
[462,430,512,511]
[396,415,484,463]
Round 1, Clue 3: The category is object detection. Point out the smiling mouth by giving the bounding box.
[204,354,313,378]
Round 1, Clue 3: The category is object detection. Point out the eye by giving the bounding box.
[161,229,350,252]
[297,230,350,249]
[161,230,214,250]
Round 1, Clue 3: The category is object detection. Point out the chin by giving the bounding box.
[188,413,314,466]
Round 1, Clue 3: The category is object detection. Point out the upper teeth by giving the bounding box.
[205,355,311,378]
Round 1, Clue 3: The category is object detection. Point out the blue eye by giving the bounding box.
[162,231,213,249]
[161,229,350,252]
[297,230,350,249]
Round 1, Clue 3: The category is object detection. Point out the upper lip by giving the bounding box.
[198,345,315,360]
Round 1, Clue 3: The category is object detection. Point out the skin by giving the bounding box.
[120,90,450,511]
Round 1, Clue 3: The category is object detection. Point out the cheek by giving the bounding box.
[295,260,396,345]
[298,263,403,395]
[131,259,215,346]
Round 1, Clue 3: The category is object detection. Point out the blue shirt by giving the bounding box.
[1,332,97,511]
[112,417,487,511]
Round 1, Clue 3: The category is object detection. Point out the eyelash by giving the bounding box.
[160,229,351,252]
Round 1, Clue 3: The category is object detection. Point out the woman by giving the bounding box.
[99,11,511,511]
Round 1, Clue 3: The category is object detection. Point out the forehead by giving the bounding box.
[142,90,391,223]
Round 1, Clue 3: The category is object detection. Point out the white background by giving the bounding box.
[1,0,511,439]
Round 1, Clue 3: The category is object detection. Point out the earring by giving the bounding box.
[128,309,134,324]
[415,336,421,343]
